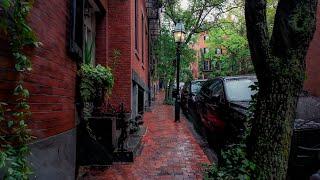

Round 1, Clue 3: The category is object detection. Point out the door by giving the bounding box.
[196,80,216,128]
[138,87,144,114]
[203,79,225,133]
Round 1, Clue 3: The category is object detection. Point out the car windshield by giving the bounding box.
[191,81,204,93]
[225,79,256,101]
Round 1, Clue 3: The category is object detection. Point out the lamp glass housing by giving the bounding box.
[173,22,186,43]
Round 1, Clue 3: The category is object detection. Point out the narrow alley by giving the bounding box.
[78,92,211,180]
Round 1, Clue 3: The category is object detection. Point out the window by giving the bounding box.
[191,81,205,94]
[216,48,222,55]
[70,0,104,62]
[83,1,96,65]
[204,35,209,41]
[211,81,223,96]
[135,0,138,50]
[203,60,212,71]
[69,0,84,60]
[203,48,209,54]
[200,80,214,97]
[225,79,256,101]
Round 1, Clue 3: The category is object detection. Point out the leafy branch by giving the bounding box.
[163,0,242,44]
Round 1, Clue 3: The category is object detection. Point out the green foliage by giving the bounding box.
[163,0,230,43]
[154,25,196,101]
[0,0,39,179]
[78,39,115,103]
[163,99,175,105]
[0,0,41,179]
[154,27,176,83]
[206,18,253,77]
[78,64,114,103]
[266,0,278,34]
[110,49,121,70]
[204,144,256,180]
[78,64,114,140]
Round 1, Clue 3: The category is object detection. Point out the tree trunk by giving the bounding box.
[248,83,301,179]
[168,80,174,101]
[245,0,318,179]
[164,80,174,103]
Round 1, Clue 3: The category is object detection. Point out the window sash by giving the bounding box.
[69,0,84,60]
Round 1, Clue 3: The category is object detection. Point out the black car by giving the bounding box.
[195,75,320,177]
[195,76,256,140]
[181,79,207,112]
[289,96,320,178]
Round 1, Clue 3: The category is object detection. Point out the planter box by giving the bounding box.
[77,115,117,166]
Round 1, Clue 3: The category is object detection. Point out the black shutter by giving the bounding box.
[69,0,84,61]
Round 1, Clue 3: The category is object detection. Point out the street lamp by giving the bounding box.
[173,21,186,122]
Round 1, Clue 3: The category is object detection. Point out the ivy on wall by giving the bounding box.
[0,0,40,179]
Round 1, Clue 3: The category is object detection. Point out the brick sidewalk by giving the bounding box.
[79,92,210,180]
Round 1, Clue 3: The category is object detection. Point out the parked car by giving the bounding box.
[194,75,320,177]
[181,79,207,112]
[195,76,256,143]
[289,96,320,178]
[172,82,185,98]
[172,82,185,92]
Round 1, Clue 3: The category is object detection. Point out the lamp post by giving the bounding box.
[173,22,186,122]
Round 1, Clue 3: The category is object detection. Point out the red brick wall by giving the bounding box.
[132,0,149,85]
[96,2,108,66]
[107,0,133,111]
[304,2,320,97]
[0,0,77,139]
[106,0,150,112]
[191,32,209,79]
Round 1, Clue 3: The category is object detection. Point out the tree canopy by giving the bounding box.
[163,0,241,43]
[205,18,253,76]
[154,24,196,102]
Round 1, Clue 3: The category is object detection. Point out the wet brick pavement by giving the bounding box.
[79,92,210,180]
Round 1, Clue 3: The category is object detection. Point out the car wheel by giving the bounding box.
[205,129,222,150]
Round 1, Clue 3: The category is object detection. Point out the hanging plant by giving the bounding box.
[0,0,40,179]
[78,64,114,107]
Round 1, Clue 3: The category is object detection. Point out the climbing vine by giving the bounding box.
[0,0,40,179]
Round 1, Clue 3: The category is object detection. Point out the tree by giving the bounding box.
[205,18,253,76]
[154,26,195,103]
[245,0,318,178]
[163,0,240,44]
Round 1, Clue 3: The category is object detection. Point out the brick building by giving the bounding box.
[190,32,225,79]
[0,0,160,179]
[304,2,320,97]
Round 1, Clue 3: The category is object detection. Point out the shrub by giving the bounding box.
[78,64,114,102]
[203,144,256,180]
